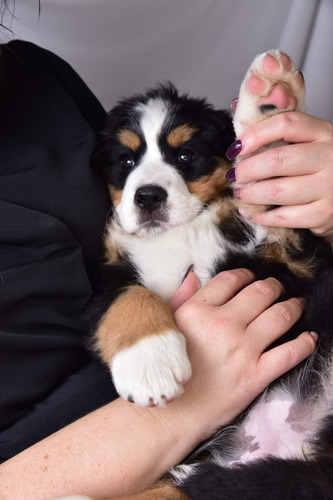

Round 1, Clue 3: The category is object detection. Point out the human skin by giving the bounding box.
[229,111,333,244]
[0,269,316,500]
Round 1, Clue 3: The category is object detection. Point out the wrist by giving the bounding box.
[167,382,236,445]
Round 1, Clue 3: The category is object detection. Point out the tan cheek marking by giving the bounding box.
[117,129,141,151]
[167,124,198,148]
[103,234,121,265]
[94,285,178,364]
[188,159,231,203]
[107,185,123,207]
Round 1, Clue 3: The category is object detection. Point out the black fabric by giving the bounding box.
[0,361,118,463]
[0,40,116,455]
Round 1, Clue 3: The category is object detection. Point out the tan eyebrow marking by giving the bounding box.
[167,124,198,148]
[117,129,141,151]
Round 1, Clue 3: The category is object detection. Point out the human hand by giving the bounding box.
[171,268,317,441]
[227,112,333,244]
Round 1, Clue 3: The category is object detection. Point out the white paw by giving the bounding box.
[234,50,306,137]
[111,330,192,406]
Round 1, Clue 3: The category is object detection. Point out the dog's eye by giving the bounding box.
[178,151,195,165]
[121,156,136,169]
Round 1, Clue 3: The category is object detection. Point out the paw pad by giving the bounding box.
[233,50,306,136]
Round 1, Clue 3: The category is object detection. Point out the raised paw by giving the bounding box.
[233,50,305,136]
[111,330,192,407]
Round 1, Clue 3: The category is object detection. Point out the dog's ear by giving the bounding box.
[213,109,236,157]
[105,103,128,133]
[92,134,109,173]
[92,105,125,173]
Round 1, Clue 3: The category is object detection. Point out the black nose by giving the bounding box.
[134,185,168,214]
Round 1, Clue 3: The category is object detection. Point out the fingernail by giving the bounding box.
[230,97,238,110]
[226,139,242,160]
[309,331,319,342]
[238,207,250,218]
[233,188,241,199]
[226,167,236,183]
[182,264,194,282]
[297,296,307,308]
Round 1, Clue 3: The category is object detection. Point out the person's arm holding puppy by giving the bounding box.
[0,269,316,500]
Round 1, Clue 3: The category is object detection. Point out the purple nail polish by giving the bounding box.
[225,167,236,183]
[226,139,242,160]
[297,296,307,307]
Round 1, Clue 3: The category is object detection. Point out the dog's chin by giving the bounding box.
[134,209,170,237]
[135,221,169,237]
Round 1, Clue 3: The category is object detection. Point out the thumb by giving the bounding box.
[169,267,200,311]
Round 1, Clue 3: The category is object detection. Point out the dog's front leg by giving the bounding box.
[94,285,192,407]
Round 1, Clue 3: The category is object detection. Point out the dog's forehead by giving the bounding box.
[136,97,170,143]
[134,97,199,148]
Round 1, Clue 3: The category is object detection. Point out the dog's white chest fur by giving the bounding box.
[110,208,228,301]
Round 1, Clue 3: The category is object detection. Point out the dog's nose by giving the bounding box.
[134,185,167,213]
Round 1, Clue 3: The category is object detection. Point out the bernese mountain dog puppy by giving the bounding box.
[87,51,333,499]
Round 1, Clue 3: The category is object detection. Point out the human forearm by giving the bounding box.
[0,271,316,500]
[0,396,201,500]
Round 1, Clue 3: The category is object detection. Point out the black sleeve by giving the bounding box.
[0,40,115,439]
[7,40,107,133]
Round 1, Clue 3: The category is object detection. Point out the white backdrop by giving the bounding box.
[1,0,332,121]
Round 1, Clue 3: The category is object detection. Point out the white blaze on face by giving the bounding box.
[115,98,202,236]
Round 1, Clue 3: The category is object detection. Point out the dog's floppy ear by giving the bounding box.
[92,132,110,173]
[213,109,236,157]
[92,105,125,173]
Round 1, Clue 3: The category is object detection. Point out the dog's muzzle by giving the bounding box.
[134,184,169,230]
[134,184,167,214]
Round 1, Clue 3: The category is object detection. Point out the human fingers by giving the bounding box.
[248,199,333,239]
[174,269,255,334]
[181,268,255,308]
[257,330,317,388]
[219,277,285,328]
[246,296,306,353]
[232,141,327,185]
[234,112,333,157]
[233,172,323,207]
[169,268,200,311]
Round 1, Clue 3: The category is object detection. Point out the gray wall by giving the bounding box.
[1,0,332,121]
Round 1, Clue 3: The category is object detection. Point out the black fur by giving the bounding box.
[91,84,333,499]
[180,458,333,500]
[94,83,235,188]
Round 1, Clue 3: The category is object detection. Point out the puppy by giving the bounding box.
[87,51,333,499]
[91,82,235,406]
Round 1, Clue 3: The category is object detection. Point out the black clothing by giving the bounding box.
[0,40,117,461]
